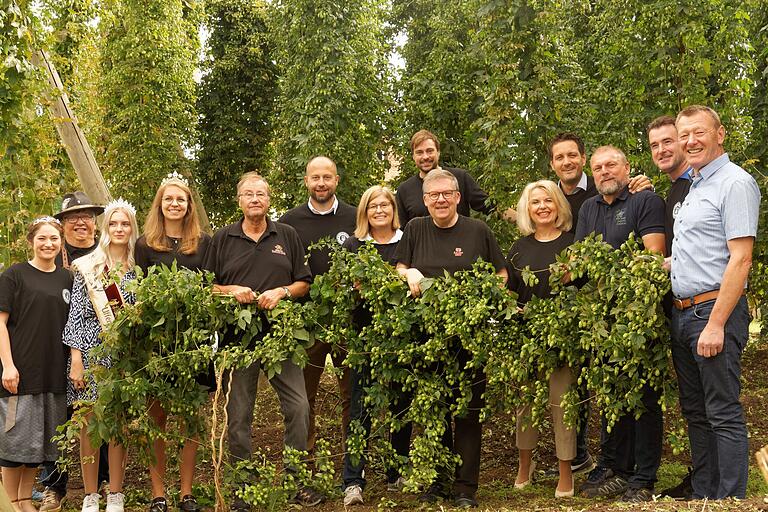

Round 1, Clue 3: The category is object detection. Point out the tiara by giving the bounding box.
[104,198,137,218]
[160,171,189,187]
[32,216,61,226]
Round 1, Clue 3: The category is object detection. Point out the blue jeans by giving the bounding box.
[670,297,750,499]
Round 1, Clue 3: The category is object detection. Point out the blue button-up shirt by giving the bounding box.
[670,153,761,298]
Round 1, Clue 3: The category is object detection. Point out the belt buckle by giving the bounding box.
[673,297,686,310]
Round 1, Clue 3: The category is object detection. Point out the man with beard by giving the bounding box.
[575,145,666,502]
[279,156,356,457]
[396,130,516,226]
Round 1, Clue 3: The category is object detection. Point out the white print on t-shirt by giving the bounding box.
[454,247,463,257]
[62,289,71,304]
[336,231,350,244]
[614,208,627,226]
[672,201,682,219]
[272,244,287,256]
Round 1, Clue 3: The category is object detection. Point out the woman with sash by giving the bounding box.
[0,217,72,512]
[134,173,211,512]
[63,199,138,512]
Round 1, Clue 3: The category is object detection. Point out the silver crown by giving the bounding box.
[104,198,137,218]
[160,171,189,187]
[32,216,61,226]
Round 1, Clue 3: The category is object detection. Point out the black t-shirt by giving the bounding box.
[55,241,97,269]
[0,263,73,397]
[394,216,506,278]
[279,200,357,277]
[665,176,692,256]
[561,174,597,234]
[507,232,575,306]
[342,235,400,266]
[575,187,665,250]
[135,233,212,272]
[396,167,493,227]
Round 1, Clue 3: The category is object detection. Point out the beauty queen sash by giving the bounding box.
[72,252,125,328]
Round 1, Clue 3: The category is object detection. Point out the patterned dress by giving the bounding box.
[62,269,135,405]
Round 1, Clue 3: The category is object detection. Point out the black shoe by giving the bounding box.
[453,493,478,508]
[659,469,693,500]
[620,487,654,502]
[179,495,201,512]
[230,496,250,512]
[418,483,450,504]
[583,475,628,498]
[578,466,613,493]
[149,497,168,512]
[543,453,595,479]
[288,486,325,507]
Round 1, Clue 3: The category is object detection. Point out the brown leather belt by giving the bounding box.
[672,289,744,310]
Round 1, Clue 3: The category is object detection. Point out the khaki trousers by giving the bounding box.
[303,340,351,453]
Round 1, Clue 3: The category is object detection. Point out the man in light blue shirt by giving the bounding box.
[670,105,760,500]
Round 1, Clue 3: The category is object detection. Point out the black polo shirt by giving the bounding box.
[395,167,493,227]
[394,215,506,278]
[561,174,597,233]
[575,187,665,250]
[204,218,311,292]
[664,173,692,256]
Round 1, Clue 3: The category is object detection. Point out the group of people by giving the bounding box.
[0,104,759,511]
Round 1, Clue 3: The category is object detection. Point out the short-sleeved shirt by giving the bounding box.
[279,200,356,277]
[396,167,493,227]
[394,215,506,278]
[575,187,665,250]
[561,174,597,234]
[135,233,212,272]
[664,170,692,256]
[507,232,575,306]
[0,263,73,397]
[671,154,761,298]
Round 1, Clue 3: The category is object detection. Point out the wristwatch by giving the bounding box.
[282,286,292,299]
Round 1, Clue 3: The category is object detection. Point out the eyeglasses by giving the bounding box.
[367,202,392,212]
[424,190,457,202]
[238,192,268,200]
[162,196,187,205]
[63,214,95,224]
[678,128,716,142]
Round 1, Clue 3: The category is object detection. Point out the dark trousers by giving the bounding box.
[670,297,749,499]
[598,384,662,489]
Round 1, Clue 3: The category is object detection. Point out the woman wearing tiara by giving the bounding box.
[0,217,72,512]
[63,199,138,512]
[134,173,212,512]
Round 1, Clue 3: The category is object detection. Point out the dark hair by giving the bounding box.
[646,115,676,134]
[547,132,585,160]
[26,217,63,243]
[409,129,440,152]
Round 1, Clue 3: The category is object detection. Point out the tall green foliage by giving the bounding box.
[197,0,277,225]
[98,0,200,217]
[268,0,395,210]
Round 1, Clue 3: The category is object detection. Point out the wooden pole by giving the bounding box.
[34,50,112,206]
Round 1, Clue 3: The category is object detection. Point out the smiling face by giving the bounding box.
[412,138,440,175]
[62,210,97,247]
[527,187,559,230]
[550,140,586,187]
[649,124,686,176]
[423,177,460,225]
[591,149,630,199]
[676,111,725,171]
[31,224,62,263]
[107,210,133,247]
[160,184,189,222]
[366,192,395,232]
[238,178,270,222]
[304,158,339,206]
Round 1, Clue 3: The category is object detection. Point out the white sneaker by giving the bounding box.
[105,492,124,512]
[343,485,364,506]
[81,493,100,512]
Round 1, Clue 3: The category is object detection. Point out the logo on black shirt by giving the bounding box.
[272,244,286,256]
[614,208,627,226]
[336,231,350,244]
[672,201,682,219]
[62,289,71,304]
[454,247,463,257]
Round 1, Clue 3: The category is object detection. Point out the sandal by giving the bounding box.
[179,495,200,512]
[149,497,168,512]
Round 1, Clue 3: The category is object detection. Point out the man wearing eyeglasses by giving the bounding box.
[53,191,104,270]
[394,169,508,509]
[279,156,357,463]
[670,106,760,500]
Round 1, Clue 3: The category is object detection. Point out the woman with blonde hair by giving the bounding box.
[134,173,212,512]
[507,180,576,498]
[64,199,138,512]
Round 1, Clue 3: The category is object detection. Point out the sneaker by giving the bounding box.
[572,453,596,474]
[583,475,628,498]
[453,492,478,508]
[81,493,100,512]
[105,492,125,512]
[578,466,613,494]
[178,495,200,512]
[343,485,364,506]
[40,489,64,512]
[148,497,168,512]
[418,482,450,503]
[621,487,655,502]
[288,486,324,507]
[659,469,693,500]
[386,476,407,492]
